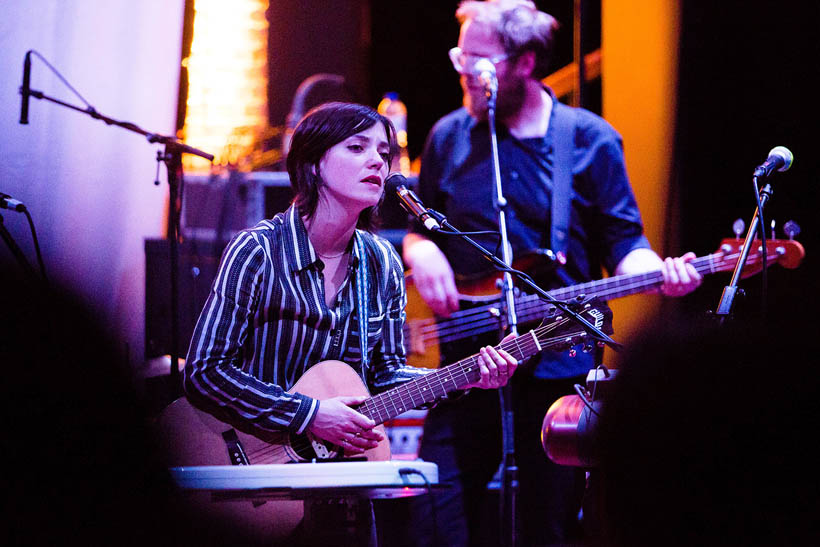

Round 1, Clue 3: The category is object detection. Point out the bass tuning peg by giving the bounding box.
[783,220,800,240]
[732,218,745,239]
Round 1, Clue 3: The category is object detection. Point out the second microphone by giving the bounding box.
[389,173,441,232]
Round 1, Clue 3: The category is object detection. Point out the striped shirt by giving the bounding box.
[184,206,428,434]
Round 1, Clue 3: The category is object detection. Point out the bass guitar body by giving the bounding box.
[405,252,557,369]
[155,361,390,543]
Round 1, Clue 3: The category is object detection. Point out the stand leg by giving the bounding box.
[163,149,183,398]
[499,383,518,547]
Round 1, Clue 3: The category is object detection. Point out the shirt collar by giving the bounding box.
[285,206,361,274]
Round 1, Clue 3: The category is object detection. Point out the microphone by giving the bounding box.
[753,146,793,179]
[389,173,441,232]
[19,51,32,125]
[0,192,26,212]
[474,58,498,96]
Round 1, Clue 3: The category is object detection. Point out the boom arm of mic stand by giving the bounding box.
[23,88,215,162]
[426,210,622,351]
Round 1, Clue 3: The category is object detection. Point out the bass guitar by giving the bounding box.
[404,238,805,368]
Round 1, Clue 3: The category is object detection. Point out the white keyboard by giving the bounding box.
[169,460,438,500]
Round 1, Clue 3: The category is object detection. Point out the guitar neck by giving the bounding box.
[551,254,718,300]
[405,239,802,368]
[357,326,555,425]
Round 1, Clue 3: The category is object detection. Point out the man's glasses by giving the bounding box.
[448,46,512,75]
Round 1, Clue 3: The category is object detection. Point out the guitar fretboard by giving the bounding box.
[358,317,589,425]
[406,252,730,347]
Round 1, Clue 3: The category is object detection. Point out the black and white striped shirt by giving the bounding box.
[184,206,427,434]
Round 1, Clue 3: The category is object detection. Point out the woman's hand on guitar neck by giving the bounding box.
[307,395,384,454]
[404,236,460,317]
[464,334,519,390]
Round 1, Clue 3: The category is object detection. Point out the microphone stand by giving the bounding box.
[482,82,521,547]
[21,83,214,395]
[472,79,617,547]
[714,177,773,324]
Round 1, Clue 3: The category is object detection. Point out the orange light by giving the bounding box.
[181,0,268,171]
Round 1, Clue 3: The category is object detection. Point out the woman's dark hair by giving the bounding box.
[286,101,397,231]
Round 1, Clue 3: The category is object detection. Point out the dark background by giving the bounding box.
[261,1,593,161]
[672,2,818,324]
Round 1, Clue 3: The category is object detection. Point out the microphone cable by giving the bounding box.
[1,197,48,283]
[24,50,97,114]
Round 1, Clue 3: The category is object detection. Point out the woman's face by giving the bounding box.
[317,122,390,214]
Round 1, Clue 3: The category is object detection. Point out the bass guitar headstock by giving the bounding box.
[713,237,804,278]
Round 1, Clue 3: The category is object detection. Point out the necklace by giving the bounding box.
[317,249,348,259]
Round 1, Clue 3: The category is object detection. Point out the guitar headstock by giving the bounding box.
[535,296,614,352]
[714,238,805,277]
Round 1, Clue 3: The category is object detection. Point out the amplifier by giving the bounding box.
[181,171,293,242]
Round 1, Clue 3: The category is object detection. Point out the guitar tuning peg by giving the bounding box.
[568,348,577,357]
[783,220,800,240]
[770,220,776,240]
[732,218,745,239]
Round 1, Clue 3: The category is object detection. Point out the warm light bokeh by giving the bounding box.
[181,0,268,171]
[602,0,680,363]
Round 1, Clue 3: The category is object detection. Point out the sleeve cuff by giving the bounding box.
[608,235,651,274]
[292,394,319,434]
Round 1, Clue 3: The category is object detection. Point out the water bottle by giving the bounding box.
[377,92,411,175]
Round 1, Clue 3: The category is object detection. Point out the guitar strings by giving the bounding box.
[405,251,751,348]
[363,319,574,424]
[246,319,577,462]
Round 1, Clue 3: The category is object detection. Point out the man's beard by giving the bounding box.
[463,75,527,123]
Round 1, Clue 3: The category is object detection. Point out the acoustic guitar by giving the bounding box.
[404,238,805,368]
[156,298,612,540]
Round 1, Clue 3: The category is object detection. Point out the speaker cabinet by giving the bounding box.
[144,238,223,359]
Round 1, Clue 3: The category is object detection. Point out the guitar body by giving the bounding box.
[405,251,557,369]
[155,360,390,542]
[541,394,599,467]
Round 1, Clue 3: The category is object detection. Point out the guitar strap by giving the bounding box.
[354,232,370,384]
[548,100,577,264]
[511,98,578,286]
[221,429,251,465]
